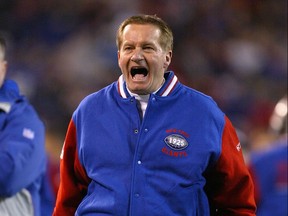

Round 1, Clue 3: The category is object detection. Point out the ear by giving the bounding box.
[117,50,120,58]
[0,60,7,87]
[163,50,172,70]
[117,51,121,68]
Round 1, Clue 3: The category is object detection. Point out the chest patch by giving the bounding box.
[164,134,188,150]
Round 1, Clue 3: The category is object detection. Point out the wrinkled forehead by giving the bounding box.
[121,24,170,52]
[122,24,161,39]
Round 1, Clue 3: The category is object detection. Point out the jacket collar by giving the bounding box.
[0,79,21,113]
[117,71,179,98]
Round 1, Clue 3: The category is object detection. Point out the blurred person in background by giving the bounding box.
[53,14,256,215]
[0,35,47,215]
[40,129,61,216]
[249,96,287,216]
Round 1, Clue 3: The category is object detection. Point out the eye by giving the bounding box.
[122,46,133,51]
[143,46,154,50]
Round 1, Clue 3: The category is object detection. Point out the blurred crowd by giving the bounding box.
[0,0,287,201]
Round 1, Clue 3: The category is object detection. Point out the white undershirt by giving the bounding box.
[128,91,149,118]
[127,79,165,118]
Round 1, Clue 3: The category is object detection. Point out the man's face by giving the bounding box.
[118,24,172,95]
[0,50,7,87]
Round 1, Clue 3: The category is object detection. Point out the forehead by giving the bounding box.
[122,24,161,43]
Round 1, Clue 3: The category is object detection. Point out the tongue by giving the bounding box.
[133,74,146,80]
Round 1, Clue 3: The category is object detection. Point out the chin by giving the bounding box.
[130,87,148,95]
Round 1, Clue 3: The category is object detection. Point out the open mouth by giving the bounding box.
[131,67,148,78]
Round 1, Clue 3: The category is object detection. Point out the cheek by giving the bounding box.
[118,52,124,65]
[118,59,122,69]
[118,58,130,77]
[119,62,127,74]
[118,53,128,65]
[118,56,125,69]
[152,54,167,68]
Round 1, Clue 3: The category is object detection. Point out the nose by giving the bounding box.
[130,48,144,62]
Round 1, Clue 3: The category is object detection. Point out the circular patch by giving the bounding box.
[164,134,188,150]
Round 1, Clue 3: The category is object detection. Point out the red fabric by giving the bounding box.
[205,116,257,215]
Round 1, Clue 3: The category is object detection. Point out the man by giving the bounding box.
[53,15,256,215]
[0,36,46,216]
[249,96,287,216]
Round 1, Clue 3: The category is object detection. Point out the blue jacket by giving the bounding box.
[0,79,46,216]
[249,137,287,216]
[54,71,256,215]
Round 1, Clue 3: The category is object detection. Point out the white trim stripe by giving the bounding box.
[118,75,127,98]
[161,76,178,96]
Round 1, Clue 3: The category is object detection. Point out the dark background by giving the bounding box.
[0,0,287,159]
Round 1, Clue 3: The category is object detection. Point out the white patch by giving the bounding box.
[161,75,178,96]
[236,142,241,151]
[60,141,65,159]
[0,102,12,113]
[22,128,35,140]
[132,74,147,81]
[164,134,188,150]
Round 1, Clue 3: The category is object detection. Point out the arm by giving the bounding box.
[53,120,90,216]
[205,116,256,216]
[0,105,45,196]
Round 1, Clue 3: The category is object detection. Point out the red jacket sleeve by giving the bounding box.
[53,120,91,216]
[205,116,257,215]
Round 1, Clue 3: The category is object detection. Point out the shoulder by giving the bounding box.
[0,80,21,106]
[73,82,117,117]
[251,138,287,164]
[82,83,116,105]
[0,80,42,121]
[180,84,224,118]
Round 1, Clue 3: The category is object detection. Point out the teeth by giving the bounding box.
[132,74,146,80]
